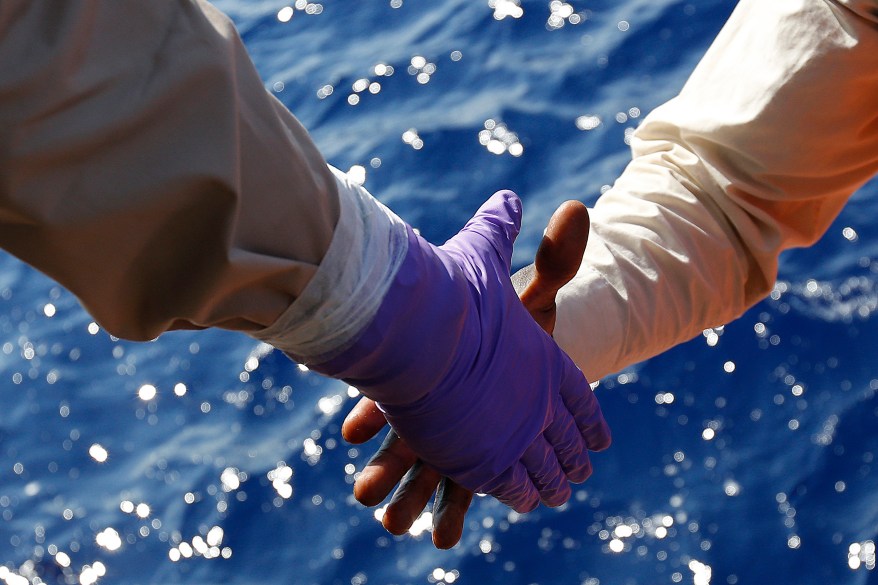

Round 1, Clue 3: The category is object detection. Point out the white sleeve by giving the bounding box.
[554,0,878,380]
[0,0,407,357]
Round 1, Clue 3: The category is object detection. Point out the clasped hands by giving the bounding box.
[335,196,611,548]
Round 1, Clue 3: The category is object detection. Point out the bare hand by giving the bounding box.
[342,200,591,548]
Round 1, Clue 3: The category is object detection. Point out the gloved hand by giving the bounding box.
[307,190,610,512]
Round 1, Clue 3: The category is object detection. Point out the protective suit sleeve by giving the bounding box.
[0,0,363,345]
[554,0,878,380]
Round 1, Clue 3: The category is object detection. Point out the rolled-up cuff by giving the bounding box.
[252,166,408,361]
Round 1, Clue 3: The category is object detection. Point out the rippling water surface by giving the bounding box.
[2,1,877,584]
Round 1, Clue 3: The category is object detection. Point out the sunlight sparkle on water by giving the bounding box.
[95,527,122,551]
[277,2,323,22]
[489,0,523,20]
[407,55,436,84]
[547,1,582,29]
[78,562,106,585]
[842,226,858,242]
[220,467,243,491]
[402,129,424,150]
[169,527,229,562]
[479,120,523,157]
[88,444,108,463]
[428,567,460,584]
[408,511,433,536]
[277,6,293,21]
[576,115,602,131]
[689,560,712,585]
[268,463,294,498]
[138,384,157,401]
[849,541,877,570]
[317,394,343,416]
[655,392,674,404]
[723,479,740,497]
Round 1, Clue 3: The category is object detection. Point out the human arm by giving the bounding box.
[0,1,609,514]
[556,0,878,380]
[0,0,354,343]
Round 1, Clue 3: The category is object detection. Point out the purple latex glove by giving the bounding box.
[308,191,610,512]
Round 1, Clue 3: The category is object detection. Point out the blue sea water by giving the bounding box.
[2,1,877,584]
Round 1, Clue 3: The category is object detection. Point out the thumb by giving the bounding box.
[515,200,590,334]
[448,190,522,271]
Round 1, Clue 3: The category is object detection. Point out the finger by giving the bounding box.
[432,478,474,549]
[382,461,443,535]
[447,190,522,271]
[353,430,418,507]
[478,463,541,514]
[543,399,593,483]
[559,360,612,452]
[534,200,590,291]
[517,200,590,334]
[519,436,572,508]
[342,396,388,444]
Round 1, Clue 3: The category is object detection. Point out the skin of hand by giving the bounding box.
[341,200,591,549]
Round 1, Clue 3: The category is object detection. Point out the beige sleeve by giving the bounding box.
[554,0,878,380]
[0,0,341,341]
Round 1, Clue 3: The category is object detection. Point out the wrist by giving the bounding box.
[307,226,473,406]
[252,166,408,360]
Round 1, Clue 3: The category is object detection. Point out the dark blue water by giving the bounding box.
[2,2,877,584]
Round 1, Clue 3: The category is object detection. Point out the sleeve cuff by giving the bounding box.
[251,166,409,361]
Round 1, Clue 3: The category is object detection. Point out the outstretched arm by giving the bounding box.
[1,1,609,520]
[0,1,344,340]
[556,0,878,380]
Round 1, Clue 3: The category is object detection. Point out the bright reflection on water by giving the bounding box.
[489,0,523,20]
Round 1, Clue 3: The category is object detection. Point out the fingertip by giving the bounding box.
[382,509,413,536]
[512,493,541,514]
[353,470,387,507]
[545,200,589,240]
[472,189,523,242]
[432,532,460,550]
[542,483,572,508]
[586,420,613,452]
[490,189,522,226]
[566,457,593,484]
[341,398,387,444]
[432,517,464,549]
[534,200,589,289]
[432,482,472,549]
[340,419,364,444]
